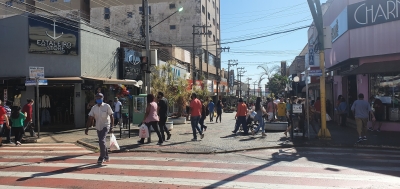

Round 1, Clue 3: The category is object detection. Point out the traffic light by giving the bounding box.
[140,56,148,71]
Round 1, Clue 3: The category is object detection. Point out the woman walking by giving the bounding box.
[10,107,26,146]
[252,97,267,137]
[337,97,348,127]
[138,94,163,145]
[215,99,223,123]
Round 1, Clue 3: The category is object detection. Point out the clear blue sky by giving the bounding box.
[220,0,327,87]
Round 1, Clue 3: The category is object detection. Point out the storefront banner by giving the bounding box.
[331,7,348,42]
[28,15,79,55]
[348,0,400,30]
[207,80,213,92]
[25,79,48,86]
[123,48,142,81]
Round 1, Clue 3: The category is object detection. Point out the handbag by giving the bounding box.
[109,133,120,151]
[139,124,149,138]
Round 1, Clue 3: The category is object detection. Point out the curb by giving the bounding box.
[77,140,99,151]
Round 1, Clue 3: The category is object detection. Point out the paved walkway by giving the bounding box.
[3,112,399,152]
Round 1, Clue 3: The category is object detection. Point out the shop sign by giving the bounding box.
[29,66,45,79]
[292,104,303,113]
[81,84,94,90]
[123,48,142,80]
[28,16,79,55]
[348,0,400,30]
[309,69,322,76]
[25,79,48,86]
[331,7,348,42]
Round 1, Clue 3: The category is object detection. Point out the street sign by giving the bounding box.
[292,104,303,113]
[309,69,322,76]
[25,79,48,86]
[29,67,45,79]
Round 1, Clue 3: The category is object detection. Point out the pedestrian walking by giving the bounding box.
[335,95,343,126]
[10,107,25,146]
[232,98,248,135]
[277,98,287,121]
[85,93,114,165]
[0,100,10,146]
[266,98,277,121]
[199,99,208,132]
[215,99,223,123]
[2,100,12,144]
[157,92,171,141]
[138,94,163,145]
[189,93,204,141]
[252,97,267,137]
[351,93,375,143]
[113,97,123,127]
[21,99,34,137]
[337,97,348,127]
[208,100,215,122]
[369,96,384,132]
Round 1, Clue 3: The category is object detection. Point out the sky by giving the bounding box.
[220,0,328,87]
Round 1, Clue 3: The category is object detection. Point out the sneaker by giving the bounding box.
[104,158,110,162]
[157,142,163,145]
[191,138,197,141]
[200,133,205,139]
[363,136,367,141]
[203,126,207,131]
[167,134,171,140]
[356,137,363,143]
[376,129,380,132]
[97,159,104,165]
[368,127,373,131]
[137,140,144,144]
[252,130,255,136]
[262,133,267,137]
[232,131,236,134]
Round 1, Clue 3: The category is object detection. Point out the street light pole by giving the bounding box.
[227,60,238,96]
[246,78,252,103]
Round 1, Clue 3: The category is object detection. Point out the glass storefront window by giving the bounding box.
[369,73,400,122]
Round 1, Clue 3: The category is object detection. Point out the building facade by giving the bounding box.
[324,0,400,131]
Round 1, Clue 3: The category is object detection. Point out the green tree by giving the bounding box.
[267,73,288,96]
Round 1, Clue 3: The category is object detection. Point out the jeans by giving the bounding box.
[190,116,202,139]
[2,123,11,142]
[340,114,347,127]
[97,127,109,161]
[113,112,120,125]
[209,110,214,122]
[216,110,222,122]
[254,115,265,134]
[233,116,248,134]
[159,116,170,141]
[199,116,206,131]
[12,127,24,143]
[140,121,163,143]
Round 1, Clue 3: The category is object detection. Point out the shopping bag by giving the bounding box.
[214,112,217,117]
[139,124,149,138]
[326,114,332,122]
[109,133,120,151]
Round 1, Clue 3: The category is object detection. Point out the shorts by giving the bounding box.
[374,112,384,121]
[114,112,121,119]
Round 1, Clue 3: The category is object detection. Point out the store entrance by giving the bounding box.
[39,85,75,131]
[347,75,357,119]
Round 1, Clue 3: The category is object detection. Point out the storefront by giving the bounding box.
[324,0,400,131]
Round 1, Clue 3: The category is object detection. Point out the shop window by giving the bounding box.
[369,73,400,122]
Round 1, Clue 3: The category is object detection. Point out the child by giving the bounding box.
[10,107,26,146]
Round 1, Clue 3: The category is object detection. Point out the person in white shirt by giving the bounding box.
[85,93,114,165]
[113,97,123,126]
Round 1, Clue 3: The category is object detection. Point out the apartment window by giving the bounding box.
[139,6,152,14]
[169,3,176,9]
[50,0,58,2]
[64,0,70,2]
[217,7,219,14]
[208,12,210,20]
[202,5,205,14]
[216,39,219,45]
[213,35,215,42]
[208,30,211,38]
[212,1,215,8]
[217,23,219,29]
[105,27,110,34]
[104,7,110,19]
[170,25,176,30]
[127,12,133,18]
[128,31,133,37]
[213,18,215,25]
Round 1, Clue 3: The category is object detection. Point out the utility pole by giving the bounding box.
[246,78,252,103]
[237,67,245,98]
[144,0,151,95]
[192,25,211,89]
[216,47,229,99]
[228,60,238,96]
[307,0,331,139]
[253,81,257,97]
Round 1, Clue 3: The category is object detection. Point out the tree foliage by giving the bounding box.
[267,73,288,96]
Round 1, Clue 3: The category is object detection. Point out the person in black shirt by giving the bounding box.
[216,99,223,123]
[157,92,171,141]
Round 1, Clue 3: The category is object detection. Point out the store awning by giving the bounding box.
[82,77,137,85]
[45,77,83,83]
[345,61,400,75]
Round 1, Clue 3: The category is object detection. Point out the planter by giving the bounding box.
[265,122,288,131]
[168,117,186,125]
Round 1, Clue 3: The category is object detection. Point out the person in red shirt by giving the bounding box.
[313,97,321,123]
[232,98,248,135]
[0,100,10,146]
[369,96,384,132]
[189,93,204,141]
[22,99,34,134]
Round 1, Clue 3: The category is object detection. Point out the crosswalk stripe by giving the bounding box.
[0,185,61,189]
[8,143,77,146]
[0,150,93,154]
[0,171,350,189]
[0,161,399,183]
[0,147,87,149]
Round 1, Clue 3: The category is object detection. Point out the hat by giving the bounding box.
[95,93,104,97]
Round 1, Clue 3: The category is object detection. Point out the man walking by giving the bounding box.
[85,93,114,165]
[266,98,277,121]
[199,99,208,132]
[189,93,204,141]
[208,100,215,122]
[0,100,10,146]
[113,97,122,127]
[232,98,248,135]
[2,101,12,143]
[22,99,34,137]
[215,99,223,123]
[369,96,384,132]
[277,98,287,121]
[351,93,375,143]
[157,92,171,141]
